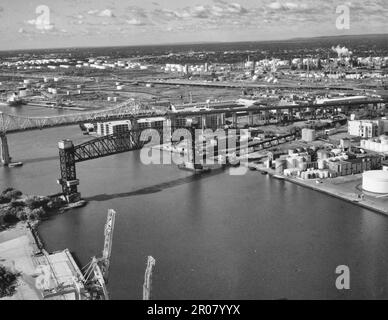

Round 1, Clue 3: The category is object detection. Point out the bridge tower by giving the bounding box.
[0,133,10,166]
[0,112,11,166]
[57,140,80,202]
[248,112,254,126]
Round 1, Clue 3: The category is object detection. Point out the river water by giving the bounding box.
[1,105,388,300]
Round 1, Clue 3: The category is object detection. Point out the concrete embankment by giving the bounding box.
[0,221,86,300]
[0,223,45,300]
[249,164,388,216]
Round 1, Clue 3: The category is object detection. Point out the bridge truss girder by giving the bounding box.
[74,129,148,163]
[58,126,192,198]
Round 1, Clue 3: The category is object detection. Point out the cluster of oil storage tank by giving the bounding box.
[300,169,330,180]
[360,135,388,153]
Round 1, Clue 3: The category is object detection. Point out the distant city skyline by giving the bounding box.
[0,0,387,51]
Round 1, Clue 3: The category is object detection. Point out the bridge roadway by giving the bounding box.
[0,98,386,134]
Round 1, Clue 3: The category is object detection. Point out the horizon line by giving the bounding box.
[1,32,387,53]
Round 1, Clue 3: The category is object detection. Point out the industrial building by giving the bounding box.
[97,120,131,136]
[348,120,379,138]
[268,144,382,179]
[301,128,316,142]
[360,135,388,153]
[137,117,167,129]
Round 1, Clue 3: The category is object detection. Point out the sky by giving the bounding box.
[0,0,387,50]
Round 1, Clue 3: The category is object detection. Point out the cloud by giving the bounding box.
[267,2,307,11]
[26,19,55,31]
[87,9,115,17]
[126,18,146,26]
[87,9,99,15]
[14,0,388,46]
[99,9,115,18]
[152,1,249,21]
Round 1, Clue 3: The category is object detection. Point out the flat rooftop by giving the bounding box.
[0,226,85,300]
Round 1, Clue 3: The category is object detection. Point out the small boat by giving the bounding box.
[8,162,23,167]
[249,166,257,171]
[273,174,285,180]
[261,171,268,175]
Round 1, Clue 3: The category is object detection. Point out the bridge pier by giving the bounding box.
[288,108,294,122]
[201,115,207,129]
[264,111,270,124]
[217,113,225,128]
[57,140,80,203]
[232,113,238,128]
[248,112,254,126]
[0,133,10,166]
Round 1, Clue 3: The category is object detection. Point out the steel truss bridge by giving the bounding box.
[0,98,386,135]
[0,99,168,134]
[58,126,298,201]
[58,126,191,200]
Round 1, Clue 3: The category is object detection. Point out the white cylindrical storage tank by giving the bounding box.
[317,159,325,170]
[363,170,388,194]
[380,135,388,145]
[19,88,27,97]
[298,162,308,171]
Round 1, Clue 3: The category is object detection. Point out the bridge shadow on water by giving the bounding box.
[85,169,225,202]
[19,155,59,164]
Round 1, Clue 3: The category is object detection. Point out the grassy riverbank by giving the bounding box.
[0,188,66,230]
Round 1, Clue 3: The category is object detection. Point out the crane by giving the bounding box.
[83,209,116,300]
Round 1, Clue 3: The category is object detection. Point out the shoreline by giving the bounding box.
[152,145,388,215]
[284,176,388,216]
[250,164,388,216]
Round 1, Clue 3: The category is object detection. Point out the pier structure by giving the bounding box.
[0,210,117,300]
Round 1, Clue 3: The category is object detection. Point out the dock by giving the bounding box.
[0,224,86,300]
[249,163,388,216]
